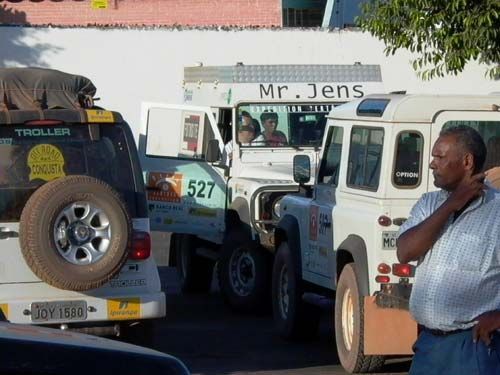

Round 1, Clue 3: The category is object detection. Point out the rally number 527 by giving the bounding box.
[187,179,215,199]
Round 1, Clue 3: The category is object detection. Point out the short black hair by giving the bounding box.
[260,111,278,122]
[241,110,252,118]
[440,125,486,173]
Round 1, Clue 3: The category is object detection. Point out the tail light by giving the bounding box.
[24,120,64,126]
[375,275,390,283]
[392,263,414,277]
[377,215,392,226]
[129,231,151,260]
[377,263,391,274]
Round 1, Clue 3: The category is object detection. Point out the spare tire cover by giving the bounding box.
[19,175,131,291]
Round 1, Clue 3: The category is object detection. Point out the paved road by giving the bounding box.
[149,266,411,375]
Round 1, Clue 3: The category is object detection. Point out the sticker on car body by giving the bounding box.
[0,138,12,145]
[85,109,114,123]
[147,172,183,203]
[27,144,65,181]
[14,128,70,137]
[107,298,141,320]
[0,304,8,319]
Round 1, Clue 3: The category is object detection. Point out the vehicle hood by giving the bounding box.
[238,163,296,182]
[236,147,318,185]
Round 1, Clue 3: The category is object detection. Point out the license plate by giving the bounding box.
[382,231,398,250]
[31,300,87,323]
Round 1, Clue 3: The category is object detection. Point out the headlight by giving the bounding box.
[272,196,283,219]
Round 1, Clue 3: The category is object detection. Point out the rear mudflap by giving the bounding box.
[363,296,417,355]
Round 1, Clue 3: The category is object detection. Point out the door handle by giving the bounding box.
[0,227,19,240]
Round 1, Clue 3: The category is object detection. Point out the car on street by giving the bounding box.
[0,67,165,343]
[0,321,190,374]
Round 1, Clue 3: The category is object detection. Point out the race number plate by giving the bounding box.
[382,231,398,250]
[31,300,87,323]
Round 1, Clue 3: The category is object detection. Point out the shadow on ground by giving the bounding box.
[152,267,410,375]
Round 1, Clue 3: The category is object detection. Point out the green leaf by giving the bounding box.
[360,0,499,80]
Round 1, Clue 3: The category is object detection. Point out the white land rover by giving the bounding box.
[272,94,500,373]
[140,64,384,312]
[0,68,165,342]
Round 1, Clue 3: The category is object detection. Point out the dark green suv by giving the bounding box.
[0,68,165,339]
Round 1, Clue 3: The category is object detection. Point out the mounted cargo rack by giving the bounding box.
[0,67,96,111]
[0,109,123,125]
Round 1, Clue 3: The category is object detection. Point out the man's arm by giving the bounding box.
[396,202,455,263]
[397,173,485,263]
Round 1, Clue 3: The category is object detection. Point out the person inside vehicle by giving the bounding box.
[252,111,287,146]
[223,113,257,165]
[251,118,261,137]
[237,124,256,146]
[240,110,253,128]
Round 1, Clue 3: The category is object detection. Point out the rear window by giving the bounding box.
[0,124,137,222]
[393,131,423,188]
[443,120,500,171]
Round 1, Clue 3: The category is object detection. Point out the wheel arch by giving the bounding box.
[227,197,252,239]
[336,235,369,297]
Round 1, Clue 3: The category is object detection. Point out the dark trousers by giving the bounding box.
[410,329,500,375]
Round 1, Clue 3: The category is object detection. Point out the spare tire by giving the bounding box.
[19,175,131,291]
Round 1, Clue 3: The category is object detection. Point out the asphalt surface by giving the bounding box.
[149,266,411,375]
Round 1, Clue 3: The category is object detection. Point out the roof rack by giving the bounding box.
[0,109,123,125]
[0,68,96,111]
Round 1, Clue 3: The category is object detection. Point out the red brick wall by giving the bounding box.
[0,0,282,27]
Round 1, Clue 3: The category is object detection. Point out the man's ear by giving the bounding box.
[464,153,475,173]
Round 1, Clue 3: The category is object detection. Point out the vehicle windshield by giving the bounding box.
[0,124,137,222]
[236,103,337,148]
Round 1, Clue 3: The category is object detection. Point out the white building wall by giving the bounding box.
[1,27,498,139]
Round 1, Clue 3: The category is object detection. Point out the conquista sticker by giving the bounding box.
[27,144,66,181]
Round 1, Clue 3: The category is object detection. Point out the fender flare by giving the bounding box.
[275,214,302,279]
[337,235,369,296]
[227,197,251,239]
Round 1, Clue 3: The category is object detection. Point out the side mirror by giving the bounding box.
[205,139,220,163]
[293,155,311,184]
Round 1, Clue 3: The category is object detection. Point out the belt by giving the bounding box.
[423,326,470,337]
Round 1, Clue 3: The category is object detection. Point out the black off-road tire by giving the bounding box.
[19,175,131,291]
[272,242,321,339]
[334,263,385,373]
[218,237,271,313]
[174,234,214,294]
